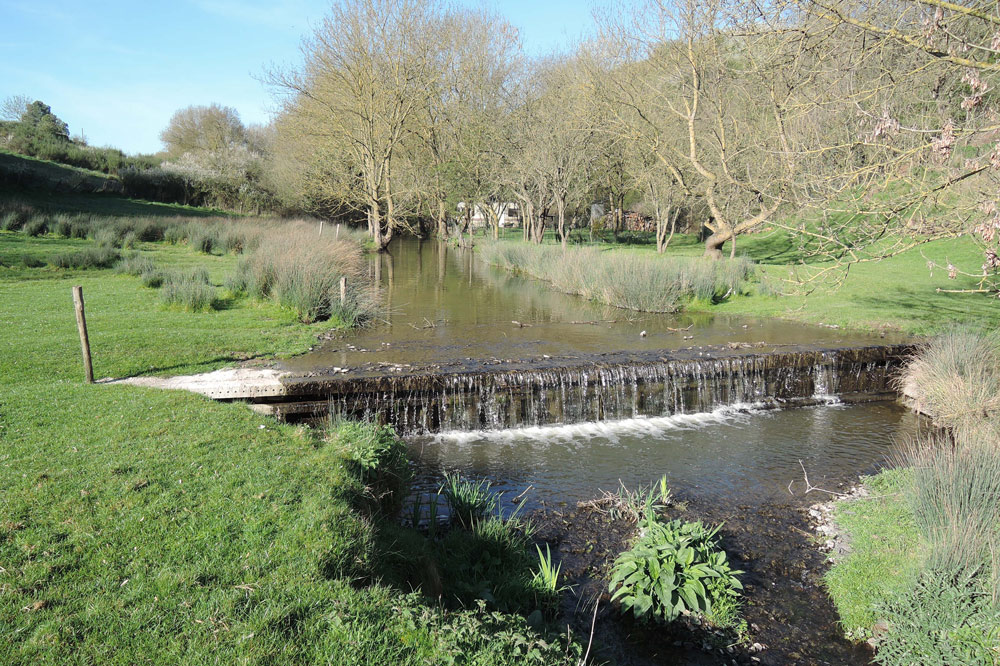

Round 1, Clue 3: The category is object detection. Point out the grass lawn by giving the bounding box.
[488,227,998,335]
[1,229,576,664]
[822,469,924,640]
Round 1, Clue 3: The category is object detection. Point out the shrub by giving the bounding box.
[48,247,120,269]
[21,254,45,268]
[114,254,155,276]
[609,516,743,624]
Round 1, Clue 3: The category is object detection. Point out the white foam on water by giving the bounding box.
[428,401,776,446]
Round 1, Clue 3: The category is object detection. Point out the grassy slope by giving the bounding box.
[0,231,570,664]
[492,227,997,335]
[822,469,924,639]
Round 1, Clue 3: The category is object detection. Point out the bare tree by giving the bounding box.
[0,94,31,122]
[270,0,445,250]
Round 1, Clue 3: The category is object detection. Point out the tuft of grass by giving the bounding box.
[140,268,165,288]
[440,473,500,529]
[898,329,1000,435]
[160,269,216,311]
[114,254,156,276]
[478,241,754,313]
[22,215,50,237]
[48,246,120,269]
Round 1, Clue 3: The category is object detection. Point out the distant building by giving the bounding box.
[459,201,521,228]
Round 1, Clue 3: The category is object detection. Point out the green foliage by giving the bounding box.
[609,517,743,624]
[873,567,1000,666]
[329,419,408,482]
[441,473,500,528]
[48,246,120,269]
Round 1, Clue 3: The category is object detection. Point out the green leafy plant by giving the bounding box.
[609,517,743,623]
[440,474,500,528]
[532,544,563,594]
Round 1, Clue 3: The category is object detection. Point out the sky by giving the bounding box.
[0,0,600,155]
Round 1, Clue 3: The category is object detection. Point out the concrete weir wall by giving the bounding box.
[226,343,912,435]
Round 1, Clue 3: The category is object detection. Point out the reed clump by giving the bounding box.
[478,241,755,313]
[49,247,120,269]
[228,220,378,324]
[160,268,216,311]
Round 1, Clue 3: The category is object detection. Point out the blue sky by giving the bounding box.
[0,1,600,154]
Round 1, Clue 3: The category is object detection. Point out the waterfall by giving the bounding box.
[258,344,909,434]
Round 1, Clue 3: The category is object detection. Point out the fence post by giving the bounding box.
[340,276,347,305]
[72,286,94,384]
[336,223,341,240]
[318,219,324,237]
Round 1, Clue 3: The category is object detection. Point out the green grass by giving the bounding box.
[0,228,578,664]
[0,183,232,218]
[485,226,1000,335]
[823,469,925,640]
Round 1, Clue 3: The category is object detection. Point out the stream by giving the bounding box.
[279,238,917,664]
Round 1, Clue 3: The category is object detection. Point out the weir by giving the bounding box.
[245,343,911,435]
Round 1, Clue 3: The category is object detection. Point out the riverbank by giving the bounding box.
[482,228,997,336]
[0,225,580,663]
[819,332,1000,663]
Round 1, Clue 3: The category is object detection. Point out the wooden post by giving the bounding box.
[318,220,324,237]
[72,286,94,384]
[336,223,341,240]
[340,276,347,305]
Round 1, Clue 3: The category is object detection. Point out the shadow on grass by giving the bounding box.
[117,353,274,378]
[855,287,1000,332]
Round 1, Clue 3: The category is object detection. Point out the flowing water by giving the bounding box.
[276,238,918,665]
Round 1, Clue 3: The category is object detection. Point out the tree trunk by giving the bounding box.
[437,199,447,238]
[703,229,731,260]
[556,197,567,250]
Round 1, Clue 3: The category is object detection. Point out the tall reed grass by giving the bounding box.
[898,329,1000,436]
[477,241,755,313]
[875,329,1000,664]
[228,221,378,324]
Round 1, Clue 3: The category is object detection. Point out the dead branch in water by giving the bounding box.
[788,460,851,498]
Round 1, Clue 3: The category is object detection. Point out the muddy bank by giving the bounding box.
[529,485,872,666]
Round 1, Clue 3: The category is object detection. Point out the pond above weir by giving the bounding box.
[278,237,903,377]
